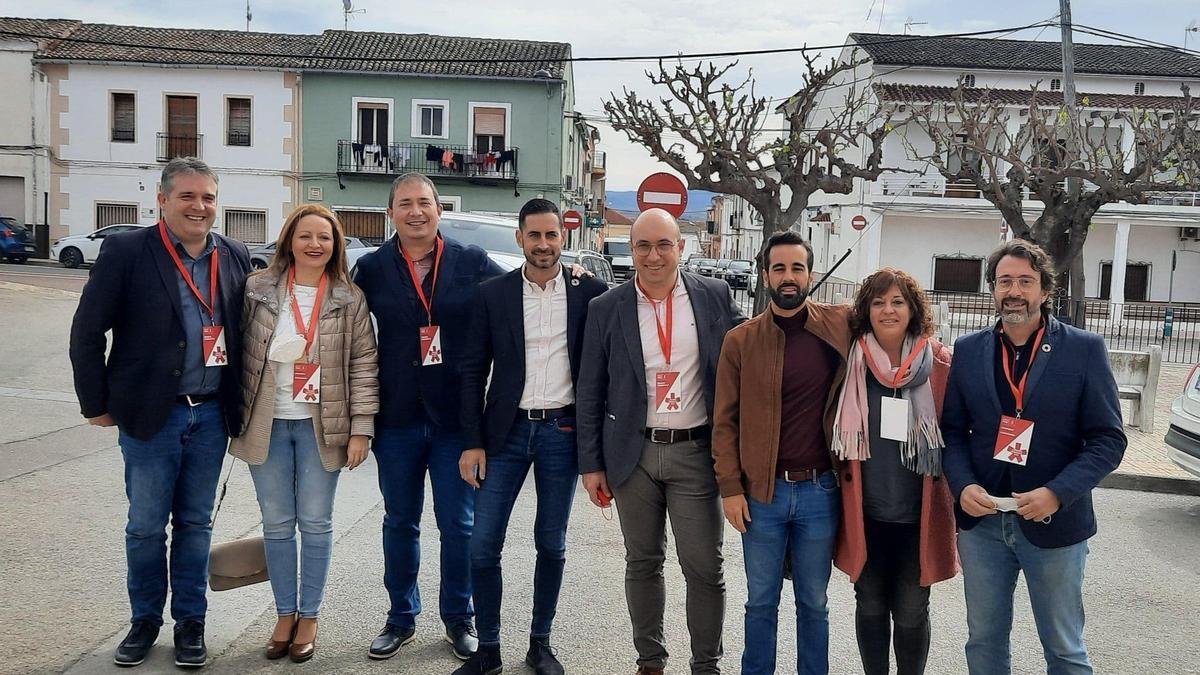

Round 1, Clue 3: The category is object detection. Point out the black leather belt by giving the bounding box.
[520,405,575,421]
[177,393,219,407]
[777,468,818,482]
[644,425,710,444]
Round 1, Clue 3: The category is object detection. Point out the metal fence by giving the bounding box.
[729,282,1200,364]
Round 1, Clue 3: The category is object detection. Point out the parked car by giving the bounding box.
[250,236,367,270]
[690,257,719,276]
[346,212,525,275]
[0,217,36,263]
[561,249,617,287]
[713,259,733,280]
[601,236,635,281]
[51,223,147,268]
[721,259,754,290]
[1165,363,1200,479]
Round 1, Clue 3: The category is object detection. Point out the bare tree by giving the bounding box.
[604,51,896,306]
[896,82,1200,322]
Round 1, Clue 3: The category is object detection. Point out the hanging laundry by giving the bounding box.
[452,152,466,173]
[389,145,410,170]
[498,149,516,172]
[425,145,443,162]
[442,149,456,170]
[352,142,365,167]
[482,152,497,170]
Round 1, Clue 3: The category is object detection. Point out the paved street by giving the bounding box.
[1,275,1198,674]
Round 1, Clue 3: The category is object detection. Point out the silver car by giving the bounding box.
[1165,364,1200,479]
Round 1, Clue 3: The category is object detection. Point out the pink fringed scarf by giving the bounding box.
[832,334,944,476]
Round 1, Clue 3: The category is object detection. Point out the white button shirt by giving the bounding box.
[519,264,574,409]
[637,275,707,429]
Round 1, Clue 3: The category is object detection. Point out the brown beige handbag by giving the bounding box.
[208,462,270,591]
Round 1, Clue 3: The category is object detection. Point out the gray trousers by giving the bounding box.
[612,437,726,674]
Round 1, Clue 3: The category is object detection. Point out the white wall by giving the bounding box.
[56,64,294,239]
[1082,222,1200,302]
[0,44,47,225]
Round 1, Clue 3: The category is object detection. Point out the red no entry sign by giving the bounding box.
[636,172,688,219]
[563,209,583,230]
[851,214,868,231]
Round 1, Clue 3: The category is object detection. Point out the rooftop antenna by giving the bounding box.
[343,0,366,30]
[1187,20,1199,52]
[245,0,252,31]
[904,17,928,35]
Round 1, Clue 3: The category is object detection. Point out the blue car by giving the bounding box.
[0,217,35,264]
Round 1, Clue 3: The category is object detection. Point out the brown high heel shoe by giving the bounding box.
[265,614,297,660]
[289,617,317,663]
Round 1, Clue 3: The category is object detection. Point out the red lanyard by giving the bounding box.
[1000,324,1046,415]
[862,335,928,388]
[400,237,444,325]
[158,221,218,323]
[637,278,674,367]
[288,267,327,359]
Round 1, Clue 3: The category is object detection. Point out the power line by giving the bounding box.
[1071,23,1200,57]
[5,22,1057,66]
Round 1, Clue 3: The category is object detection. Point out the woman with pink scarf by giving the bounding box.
[831,268,958,675]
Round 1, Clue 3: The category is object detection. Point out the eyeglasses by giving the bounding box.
[994,277,1039,291]
[633,241,679,257]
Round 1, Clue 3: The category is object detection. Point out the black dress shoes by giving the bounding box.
[445,622,479,661]
[113,621,159,667]
[173,620,207,668]
[525,637,565,675]
[368,623,415,660]
[451,644,502,675]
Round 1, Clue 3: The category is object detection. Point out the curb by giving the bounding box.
[1101,472,1200,496]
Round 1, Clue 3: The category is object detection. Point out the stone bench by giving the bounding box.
[1109,346,1162,434]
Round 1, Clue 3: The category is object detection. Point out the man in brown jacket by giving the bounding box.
[711,230,852,675]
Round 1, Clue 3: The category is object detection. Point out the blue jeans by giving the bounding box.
[373,419,474,628]
[248,418,340,618]
[118,400,227,625]
[741,473,840,675]
[958,513,1091,675]
[471,416,579,646]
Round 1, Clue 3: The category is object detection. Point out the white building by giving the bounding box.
[35,23,309,245]
[800,32,1200,303]
[709,193,763,262]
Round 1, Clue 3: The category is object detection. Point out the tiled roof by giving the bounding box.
[604,208,634,226]
[851,32,1200,78]
[34,22,316,68]
[304,30,570,79]
[874,82,1190,110]
[0,17,81,45]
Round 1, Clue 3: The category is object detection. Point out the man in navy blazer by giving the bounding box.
[456,198,608,675]
[353,173,504,662]
[941,239,1125,675]
[69,158,252,668]
[576,209,746,675]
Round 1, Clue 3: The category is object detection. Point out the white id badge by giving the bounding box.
[879,396,910,442]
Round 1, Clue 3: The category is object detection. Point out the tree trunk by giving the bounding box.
[1069,256,1087,329]
[750,209,786,315]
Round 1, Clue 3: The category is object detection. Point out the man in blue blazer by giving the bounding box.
[69,158,252,668]
[456,198,608,675]
[576,209,746,675]
[354,173,504,662]
[941,239,1126,675]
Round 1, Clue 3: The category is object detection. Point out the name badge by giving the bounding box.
[419,325,443,366]
[655,370,684,414]
[994,414,1034,466]
[879,396,910,442]
[292,362,320,403]
[202,325,227,367]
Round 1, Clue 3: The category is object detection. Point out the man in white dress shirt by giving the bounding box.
[457,198,609,675]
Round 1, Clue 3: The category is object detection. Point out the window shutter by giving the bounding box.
[112,93,135,141]
[473,107,506,136]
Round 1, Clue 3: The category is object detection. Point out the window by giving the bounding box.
[1134,81,1145,96]
[946,133,982,182]
[226,97,251,146]
[223,208,267,245]
[335,209,388,244]
[111,93,135,143]
[963,74,976,88]
[411,99,448,139]
[932,256,983,292]
[471,104,509,154]
[357,103,389,145]
[1099,262,1150,301]
[95,202,139,228]
[163,95,200,160]
[1050,78,1062,91]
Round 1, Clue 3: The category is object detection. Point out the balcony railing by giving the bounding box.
[157,133,203,162]
[591,151,606,176]
[875,173,1200,208]
[336,140,518,181]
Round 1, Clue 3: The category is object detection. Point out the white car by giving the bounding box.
[1165,363,1200,479]
[51,223,147,268]
[347,212,525,275]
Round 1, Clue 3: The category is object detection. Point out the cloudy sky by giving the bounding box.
[7,0,1197,189]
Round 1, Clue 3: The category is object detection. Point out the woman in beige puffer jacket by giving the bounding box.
[228,204,378,662]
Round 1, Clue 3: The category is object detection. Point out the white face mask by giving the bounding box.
[268,334,308,363]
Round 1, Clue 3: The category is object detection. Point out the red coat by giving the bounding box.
[834,339,959,587]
